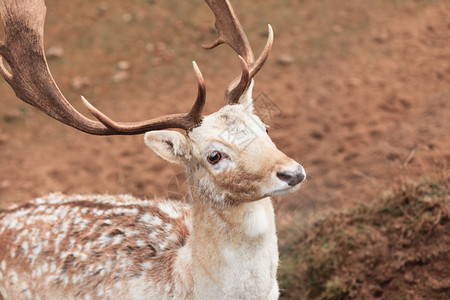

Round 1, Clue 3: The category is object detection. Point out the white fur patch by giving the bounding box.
[112,234,124,245]
[9,271,18,285]
[99,233,112,246]
[140,213,162,226]
[242,201,268,237]
[158,202,181,219]
[21,241,29,255]
[136,240,146,247]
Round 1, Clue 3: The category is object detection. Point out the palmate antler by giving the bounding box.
[0,0,272,135]
[0,0,205,134]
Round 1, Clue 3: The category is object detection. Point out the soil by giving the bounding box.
[279,180,450,299]
[0,0,449,298]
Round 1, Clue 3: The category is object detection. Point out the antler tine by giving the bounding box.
[188,61,207,123]
[249,24,274,80]
[226,56,250,104]
[0,0,205,135]
[81,62,206,133]
[0,56,13,83]
[0,42,12,82]
[203,0,254,64]
[225,25,273,103]
[204,1,274,104]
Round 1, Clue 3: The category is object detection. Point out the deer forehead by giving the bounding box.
[189,104,270,152]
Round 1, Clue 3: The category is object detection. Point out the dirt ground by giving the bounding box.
[279,179,450,299]
[0,0,449,298]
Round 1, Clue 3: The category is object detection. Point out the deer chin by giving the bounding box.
[265,183,302,197]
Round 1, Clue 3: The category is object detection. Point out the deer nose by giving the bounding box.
[276,167,305,186]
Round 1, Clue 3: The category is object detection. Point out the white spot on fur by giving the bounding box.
[112,207,138,215]
[99,233,112,246]
[11,208,33,219]
[141,261,152,270]
[163,223,173,233]
[42,262,49,273]
[149,230,160,241]
[114,280,122,289]
[1,260,6,271]
[35,265,42,278]
[50,262,57,273]
[32,241,42,257]
[63,275,69,287]
[15,228,28,243]
[112,234,124,245]
[84,241,93,252]
[8,217,18,229]
[159,240,168,250]
[10,271,18,284]
[16,221,24,230]
[167,233,178,242]
[140,213,162,226]
[45,275,54,285]
[123,229,136,237]
[97,288,105,297]
[35,205,46,212]
[20,282,31,299]
[92,208,104,216]
[105,259,114,271]
[54,206,69,219]
[54,232,66,253]
[158,202,181,218]
[72,273,83,285]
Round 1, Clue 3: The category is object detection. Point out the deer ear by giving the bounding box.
[144,131,191,165]
[238,79,255,113]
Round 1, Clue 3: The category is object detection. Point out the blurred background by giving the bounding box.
[0,0,449,298]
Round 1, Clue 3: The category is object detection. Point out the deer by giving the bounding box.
[0,0,306,299]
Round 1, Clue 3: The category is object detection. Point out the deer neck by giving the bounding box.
[177,183,279,299]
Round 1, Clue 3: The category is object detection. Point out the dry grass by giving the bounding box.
[279,176,450,299]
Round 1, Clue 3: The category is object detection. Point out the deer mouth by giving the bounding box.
[271,183,303,196]
[261,181,303,198]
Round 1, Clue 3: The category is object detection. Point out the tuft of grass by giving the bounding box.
[278,177,450,299]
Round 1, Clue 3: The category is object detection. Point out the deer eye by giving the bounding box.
[207,151,222,165]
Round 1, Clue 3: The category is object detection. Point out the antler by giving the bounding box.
[82,62,205,133]
[0,0,272,134]
[203,0,274,104]
[0,0,205,135]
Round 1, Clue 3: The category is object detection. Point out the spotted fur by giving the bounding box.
[0,194,191,299]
